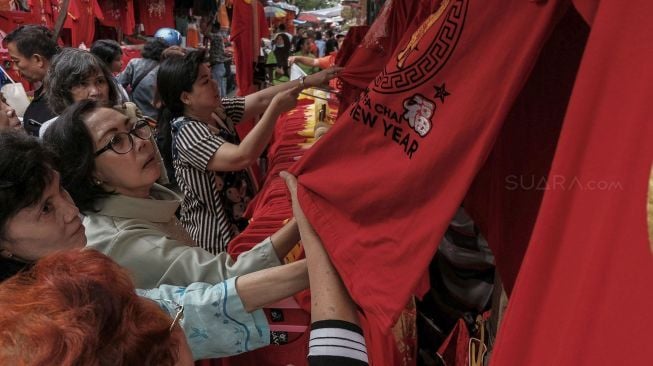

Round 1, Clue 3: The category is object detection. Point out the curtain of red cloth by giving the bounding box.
[230,0,260,96]
[490,0,653,364]
[136,0,174,36]
[96,0,135,35]
[464,5,590,294]
[290,0,567,331]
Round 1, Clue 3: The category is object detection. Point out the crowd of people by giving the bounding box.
[266,24,345,85]
[0,23,365,365]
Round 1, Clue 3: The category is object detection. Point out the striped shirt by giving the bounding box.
[172,97,246,254]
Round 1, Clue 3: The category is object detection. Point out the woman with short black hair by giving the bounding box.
[0,130,85,281]
[90,39,123,73]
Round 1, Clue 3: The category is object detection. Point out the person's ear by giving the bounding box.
[31,53,46,69]
[180,90,192,106]
[92,171,106,186]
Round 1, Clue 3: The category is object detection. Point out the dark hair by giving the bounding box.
[273,34,291,71]
[44,48,119,114]
[90,39,122,67]
[42,100,112,213]
[326,30,334,38]
[4,25,59,60]
[157,48,206,118]
[0,249,179,365]
[315,31,323,40]
[278,23,286,32]
[295,37,309,52]
[0,131,55,242]
[142,38,169,61]
[156,50,206,184]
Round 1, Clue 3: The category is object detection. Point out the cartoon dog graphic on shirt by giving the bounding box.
[403,94,435,137]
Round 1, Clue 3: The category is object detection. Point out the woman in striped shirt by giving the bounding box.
[157,49,342,254]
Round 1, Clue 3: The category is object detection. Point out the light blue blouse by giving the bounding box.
[138,277,270,360]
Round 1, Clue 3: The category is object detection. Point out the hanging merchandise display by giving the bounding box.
[231,0,269,95]
[136,0,174,36]
[96,0,136,35]
[290,0,568,332]
[490,0,653,364]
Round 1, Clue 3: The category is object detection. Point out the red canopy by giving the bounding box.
[297,13,320,23]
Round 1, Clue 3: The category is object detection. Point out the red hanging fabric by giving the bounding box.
[290,0,568,331]
[464,5,590,294]
[230,0,254,96]
[68,0,95,47]
[96,0,134,34]
[136,0,174,36]
[338,0,441,91]
[490,0,653,364]
[336,0,443,118]
[123,0,135,35]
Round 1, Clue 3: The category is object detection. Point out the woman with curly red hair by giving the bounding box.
[0,249,193,365]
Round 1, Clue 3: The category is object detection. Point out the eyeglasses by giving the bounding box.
[169,301,184,333]
[151,298,185,333]
[94,119,153,157]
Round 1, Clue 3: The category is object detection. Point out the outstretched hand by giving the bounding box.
[280,171,306,224]
[305,66,344,88]
[271,83,302,114]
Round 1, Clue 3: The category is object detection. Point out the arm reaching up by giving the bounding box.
[241,67,343,121]
[207,84,303,171]
[281,171,368,366]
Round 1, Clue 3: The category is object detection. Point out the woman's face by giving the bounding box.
[85,107,161,198]
[183,63,220,112]
[302,39,312,53]
[70,71,110,104]
[111,55,123,74]
[275,35,285,47]
[1,170,86,261]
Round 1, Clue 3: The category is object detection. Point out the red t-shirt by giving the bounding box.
[491,0,653,364]
[292,0,567,331]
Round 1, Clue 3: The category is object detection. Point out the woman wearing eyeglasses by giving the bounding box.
[42,100,305,291]
[2,129,366,363]
[0,130,293,360]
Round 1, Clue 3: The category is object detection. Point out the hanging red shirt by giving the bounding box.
[491,0,653,364]
[291,0,567,331]
[136,0,174,36]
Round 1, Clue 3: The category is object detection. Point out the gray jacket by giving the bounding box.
[84,184,281,289]
[117,58,159,119]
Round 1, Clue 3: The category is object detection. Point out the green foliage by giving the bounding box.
[294,0,339,11]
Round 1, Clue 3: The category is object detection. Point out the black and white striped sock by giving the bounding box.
[307,320,368,366]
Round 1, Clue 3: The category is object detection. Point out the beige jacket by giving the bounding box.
[84,184,280,289]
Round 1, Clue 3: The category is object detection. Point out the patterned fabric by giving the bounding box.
[208,31,231,65]
[138,277,270,360]
[173,97,254,254]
